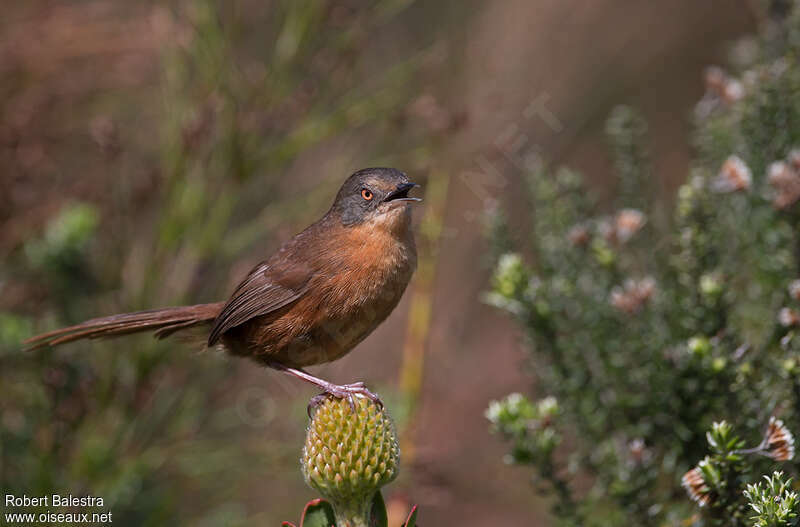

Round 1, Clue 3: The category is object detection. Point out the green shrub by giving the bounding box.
[487,4,800,525]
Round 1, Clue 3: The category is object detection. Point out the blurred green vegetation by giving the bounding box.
[0,1,456,524]
[487,3,800,526]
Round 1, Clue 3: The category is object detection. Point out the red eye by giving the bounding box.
[361,189,373,201]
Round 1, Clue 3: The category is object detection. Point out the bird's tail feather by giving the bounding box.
[24,303,224,351]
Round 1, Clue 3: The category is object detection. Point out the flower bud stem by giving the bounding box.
[331,498,371,527]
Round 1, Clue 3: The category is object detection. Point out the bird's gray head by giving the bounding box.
[330,167,421,227]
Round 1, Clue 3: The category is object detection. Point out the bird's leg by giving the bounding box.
[267,362,382,412]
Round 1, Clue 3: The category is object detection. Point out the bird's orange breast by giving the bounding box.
[236,216,416,367]
[320,219,416,314]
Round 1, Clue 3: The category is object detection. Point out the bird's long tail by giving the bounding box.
[23,303,224,351]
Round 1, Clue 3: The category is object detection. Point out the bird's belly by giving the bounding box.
[275,274,410,367]
[280,317,382,367]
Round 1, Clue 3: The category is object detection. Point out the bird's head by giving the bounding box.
[330,167,421,229]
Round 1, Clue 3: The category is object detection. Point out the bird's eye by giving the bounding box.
[361,188,373,201]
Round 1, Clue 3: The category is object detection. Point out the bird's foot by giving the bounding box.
[267,363,383,416]
[307,381,383,416]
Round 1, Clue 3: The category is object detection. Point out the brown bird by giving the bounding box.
[25,167,420,404]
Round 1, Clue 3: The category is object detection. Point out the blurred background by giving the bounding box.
[0,1,761,525]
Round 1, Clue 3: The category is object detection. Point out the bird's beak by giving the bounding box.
[384,182,422,202]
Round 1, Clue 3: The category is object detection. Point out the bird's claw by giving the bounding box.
[307,393,331,417]
[306,381,383,416]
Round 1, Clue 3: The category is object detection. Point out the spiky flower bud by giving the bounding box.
[682,466,711,507]
[763,417,795,462]
[779,307,800,327]
[614,208,646,243]
[703,66,744,104]
[302,396,399,527]
[610,277,656,314]
[711,155,751,193]
[768,160,800,210]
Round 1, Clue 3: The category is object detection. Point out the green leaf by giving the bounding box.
[300,499,336,527]
[369,491,388,527]
[402,506,418,527]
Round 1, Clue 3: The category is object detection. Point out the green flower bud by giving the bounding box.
[536,396,559,418]
[711,357,727,373]
[493,253,528,299]
[688,336,711,357]
[782,358,798,375]
[302,396,399,527]
[699,273,723,298]
[591,239,616,267]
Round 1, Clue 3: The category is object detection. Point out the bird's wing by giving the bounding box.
[207,257,313,346]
